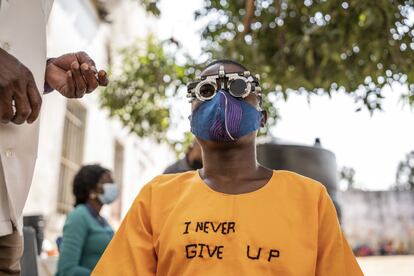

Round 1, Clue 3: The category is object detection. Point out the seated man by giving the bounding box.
[163,140,203,174]
[93,60,363,276]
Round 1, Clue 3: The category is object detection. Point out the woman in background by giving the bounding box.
[56,164,118,276]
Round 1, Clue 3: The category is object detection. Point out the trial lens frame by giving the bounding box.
[187,65,262,102]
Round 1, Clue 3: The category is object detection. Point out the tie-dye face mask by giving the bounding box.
[190,90,262,142]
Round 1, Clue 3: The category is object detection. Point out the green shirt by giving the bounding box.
[56,204,114,276]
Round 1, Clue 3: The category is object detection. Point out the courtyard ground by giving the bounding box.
[357,255,414,276]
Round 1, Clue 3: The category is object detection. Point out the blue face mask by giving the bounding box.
[190,90,262,142]
[98,183,118,205]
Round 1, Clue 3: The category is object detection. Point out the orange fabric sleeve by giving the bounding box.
[92,181,157,276]
[315,187,363,276]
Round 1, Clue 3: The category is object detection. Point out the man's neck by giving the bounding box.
[199,138,273,194]
[202,143,259,178]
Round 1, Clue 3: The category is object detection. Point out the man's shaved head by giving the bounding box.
[200,59,248,77]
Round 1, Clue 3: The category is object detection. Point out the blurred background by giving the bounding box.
[22,0,414,275]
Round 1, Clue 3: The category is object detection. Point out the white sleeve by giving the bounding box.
[42,0,54,23]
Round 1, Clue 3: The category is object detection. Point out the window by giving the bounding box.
[57,101,87,214]
[111,141,124,220]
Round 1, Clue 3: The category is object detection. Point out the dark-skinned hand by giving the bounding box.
[0,48,42,124]
[45,51,109,98]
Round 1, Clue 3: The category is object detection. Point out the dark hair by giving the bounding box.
[73,164,109,206]
[203,59,248,71]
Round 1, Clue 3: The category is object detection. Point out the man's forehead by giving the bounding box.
[200,63,246,77]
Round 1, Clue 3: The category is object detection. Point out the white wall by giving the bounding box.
[340,189,414,254]
[23,0,175,243]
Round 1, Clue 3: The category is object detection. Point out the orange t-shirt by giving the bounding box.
[93,170,363,276]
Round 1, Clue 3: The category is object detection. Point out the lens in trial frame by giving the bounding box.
[199,83,216,99]
[229,79,248,97]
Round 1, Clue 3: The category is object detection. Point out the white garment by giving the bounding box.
[0,0,54,236]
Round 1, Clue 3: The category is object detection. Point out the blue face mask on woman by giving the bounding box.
[190,90,262,142]
[98,183,118,205]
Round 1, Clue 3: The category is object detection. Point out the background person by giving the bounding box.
[56,165,118,276]
[0,1,108,274]
[163,140,203,174]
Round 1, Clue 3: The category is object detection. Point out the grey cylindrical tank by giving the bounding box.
[257,142,341,219]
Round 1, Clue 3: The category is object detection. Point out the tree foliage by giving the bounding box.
[100,36,196,142]
[395,150,414,190]
[106,0,414,146]
[195,0,414,112]
[100,33,276,143]
[338,166,356,190]
[138,0,161,16]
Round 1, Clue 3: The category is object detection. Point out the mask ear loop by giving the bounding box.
[218,90,236,141]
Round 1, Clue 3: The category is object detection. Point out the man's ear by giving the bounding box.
[260,110,267,127]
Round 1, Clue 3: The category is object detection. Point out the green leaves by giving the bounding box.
[395,150,414,190]
[138,0,161,16]
[339,166,356,190]
[100,36,197,143]
[196,0,414,113]
[104,0,414,149]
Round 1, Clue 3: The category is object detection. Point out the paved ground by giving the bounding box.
[357,255,414,276]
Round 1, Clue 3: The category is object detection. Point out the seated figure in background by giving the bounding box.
[163,140,203,174]
[56,165,118,276]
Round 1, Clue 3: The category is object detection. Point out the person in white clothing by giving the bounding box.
[0,0,109,274]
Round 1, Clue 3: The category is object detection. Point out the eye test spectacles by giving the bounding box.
[187,65,262,102]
